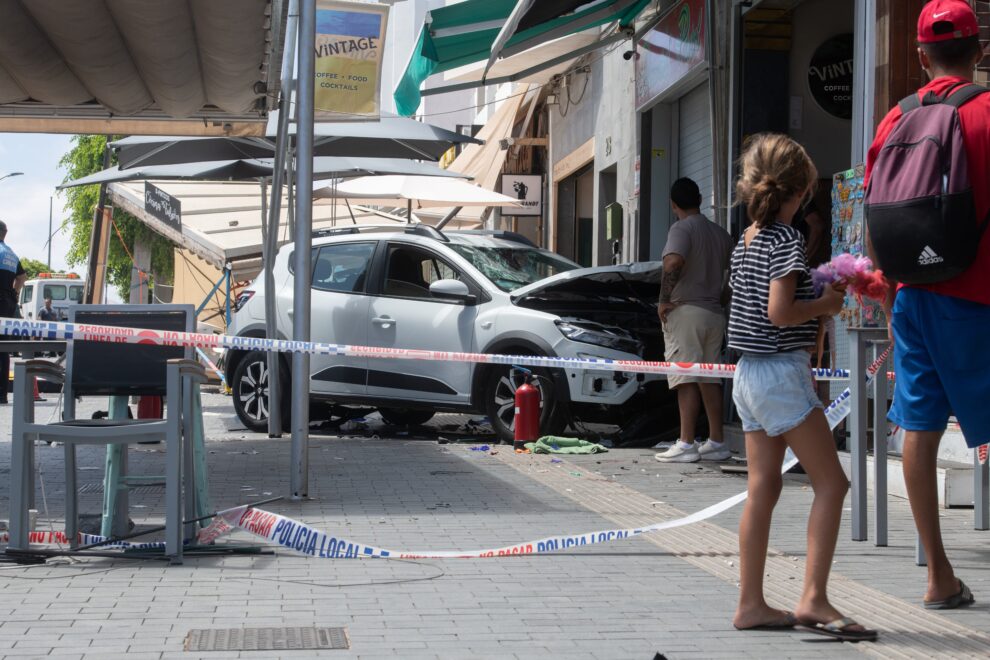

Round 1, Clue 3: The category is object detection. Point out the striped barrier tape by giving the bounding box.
[190,347,892,559]
[1,318,882,382]
[2,348,891,558]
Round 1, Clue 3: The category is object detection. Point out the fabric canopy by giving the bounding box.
[0,0,281,133]
[60,157,466,189]
[111,117,482,168]
[394,0,650,116]
[106,179,482,278]
[313,175,521,209]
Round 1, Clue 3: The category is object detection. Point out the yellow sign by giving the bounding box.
[314,1,389,121]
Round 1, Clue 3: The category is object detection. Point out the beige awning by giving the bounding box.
[418,86,539,223]
[0,0,281,135]
[106,179,481,282]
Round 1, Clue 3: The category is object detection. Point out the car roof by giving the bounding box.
[303,225,539,251]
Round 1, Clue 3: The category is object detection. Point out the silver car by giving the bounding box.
[225,225,670,442]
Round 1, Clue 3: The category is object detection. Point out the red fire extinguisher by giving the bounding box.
[513,368,540,451]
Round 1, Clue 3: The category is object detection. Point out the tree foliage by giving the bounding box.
[58,135,174,299]
[19,257,52,279]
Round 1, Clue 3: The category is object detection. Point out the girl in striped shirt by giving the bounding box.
[729,134,876,641]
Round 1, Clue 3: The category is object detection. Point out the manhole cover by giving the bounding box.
[78,483,164,495]
[184,627,349,652]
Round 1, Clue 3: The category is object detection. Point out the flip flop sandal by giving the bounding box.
[734,612,798,631]
[924,579,975,610]
[796,617,878,642]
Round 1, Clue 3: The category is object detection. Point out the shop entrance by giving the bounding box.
[556,164,595,266]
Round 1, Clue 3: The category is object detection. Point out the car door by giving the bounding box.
[277,241,375,397]
[365,242,479,405]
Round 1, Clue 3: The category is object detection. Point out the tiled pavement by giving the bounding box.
[0,393,987,659]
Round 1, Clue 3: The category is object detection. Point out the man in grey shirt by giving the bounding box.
[655,178,733,463]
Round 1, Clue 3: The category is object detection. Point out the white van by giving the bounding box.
[19,274,85,320]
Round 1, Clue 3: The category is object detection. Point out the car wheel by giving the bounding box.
[232,350,289,433]
[378,408,436,426]
[484,365,566,444]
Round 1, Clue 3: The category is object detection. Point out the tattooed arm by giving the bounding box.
[659,253,685,324]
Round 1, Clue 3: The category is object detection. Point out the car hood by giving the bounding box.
[510,261,661,304]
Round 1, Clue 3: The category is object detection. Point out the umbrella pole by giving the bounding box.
[345,199,358,225]
[435,206,463,230]
[407,198,412,223]
[290,0,316,501]
[262,0,297,438]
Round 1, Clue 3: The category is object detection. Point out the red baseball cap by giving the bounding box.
[917,0,979,43]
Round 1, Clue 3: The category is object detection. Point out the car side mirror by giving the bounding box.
[429,279,475,304]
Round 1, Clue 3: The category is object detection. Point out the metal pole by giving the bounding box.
[263,0,299,438]
[290,0,315,500]
[47,197,53,268]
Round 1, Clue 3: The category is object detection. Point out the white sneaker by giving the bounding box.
[655,441,701,463]
[698,439,731,462]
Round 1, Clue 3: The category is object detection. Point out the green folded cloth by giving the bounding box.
[524,436,609,454]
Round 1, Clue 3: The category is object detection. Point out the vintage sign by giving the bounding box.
[500,174,542,217]
[635,0,707,110]
[808,34,854,120]
[314,0,389,121]
[144,182,181,233]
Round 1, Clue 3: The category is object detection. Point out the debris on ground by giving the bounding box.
[525,436,609,454]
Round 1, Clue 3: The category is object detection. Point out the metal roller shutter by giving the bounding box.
[678,83,714,217]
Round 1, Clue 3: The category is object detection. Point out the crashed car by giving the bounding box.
[225,224,672,442]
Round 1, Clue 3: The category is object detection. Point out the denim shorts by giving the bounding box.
[732,350,822,437]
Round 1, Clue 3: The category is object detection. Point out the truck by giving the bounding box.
[18,273,85,321]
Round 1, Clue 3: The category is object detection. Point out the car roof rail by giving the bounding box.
[311,224,409,239]
[449,229,537,247]
[404,223,449,242]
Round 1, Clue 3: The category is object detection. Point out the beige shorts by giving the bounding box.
[662,304,726,389]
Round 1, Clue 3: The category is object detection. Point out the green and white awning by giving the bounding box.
[394,0,650,116]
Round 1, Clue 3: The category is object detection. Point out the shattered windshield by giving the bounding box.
[450,244,579,292]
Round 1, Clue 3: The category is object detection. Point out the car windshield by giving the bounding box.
[450,243,579,292]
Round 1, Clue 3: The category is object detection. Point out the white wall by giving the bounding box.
[788,0,855,177]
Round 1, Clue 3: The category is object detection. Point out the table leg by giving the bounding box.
[975,448,989,531]
[873,344,889,547]
[849,332,868,541]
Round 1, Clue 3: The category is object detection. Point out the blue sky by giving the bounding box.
[0,133,75,273]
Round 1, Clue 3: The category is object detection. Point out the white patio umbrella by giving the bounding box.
[312,174,520,224]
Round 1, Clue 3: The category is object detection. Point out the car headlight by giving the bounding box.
[555,319,643,355]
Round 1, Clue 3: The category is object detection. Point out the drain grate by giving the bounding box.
[184,627,349,652]
[78,483,164,495]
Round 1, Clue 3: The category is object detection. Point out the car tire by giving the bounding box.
[484,365,566,444]
[378,408,436,426]
[232,350,289,433]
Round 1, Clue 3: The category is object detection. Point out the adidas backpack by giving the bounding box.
[865,82,990,284]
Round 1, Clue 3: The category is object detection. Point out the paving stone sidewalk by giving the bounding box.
[0,393,986,659]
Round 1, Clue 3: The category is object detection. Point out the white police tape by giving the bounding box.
[192,347,891,559]
[0,529,165,550]
[0,318,869,381]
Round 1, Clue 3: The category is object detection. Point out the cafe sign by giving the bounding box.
[807,33,854,120]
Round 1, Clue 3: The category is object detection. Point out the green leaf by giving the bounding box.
[58,135,175,300]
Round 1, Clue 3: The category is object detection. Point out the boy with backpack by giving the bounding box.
[864,0,988,611]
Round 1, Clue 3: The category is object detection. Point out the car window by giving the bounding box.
[69,286,84,302]
[43,284,66,301]
[311,242,375,293]
[20,285,32,304]
[287,248,319,275]
[384,245,463,299]
[449,244,579,292]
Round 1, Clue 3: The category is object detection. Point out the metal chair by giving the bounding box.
[7,304,207,563]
